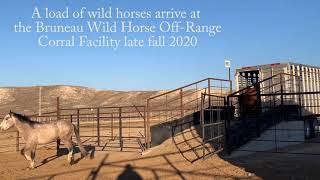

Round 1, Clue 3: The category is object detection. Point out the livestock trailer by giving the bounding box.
[235,62,320,116]
[225,62,320,153]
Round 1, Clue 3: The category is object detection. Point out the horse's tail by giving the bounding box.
[73,124,88,157]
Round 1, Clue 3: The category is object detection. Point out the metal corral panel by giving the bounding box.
[236,62,320,115]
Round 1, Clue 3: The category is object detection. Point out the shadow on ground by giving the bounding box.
[36,145,95,168]
[222,149,320,180]
[21,151,253,180]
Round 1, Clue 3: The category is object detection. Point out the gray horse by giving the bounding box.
[0,111,87,169]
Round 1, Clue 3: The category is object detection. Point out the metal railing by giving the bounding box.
[0,104,147,153]
[146,78,232,148]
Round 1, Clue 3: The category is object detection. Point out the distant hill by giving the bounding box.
[0,85,162,117]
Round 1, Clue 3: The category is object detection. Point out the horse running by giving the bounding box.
[0,111,87,169]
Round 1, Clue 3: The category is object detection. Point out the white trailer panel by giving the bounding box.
[236,62,320,115]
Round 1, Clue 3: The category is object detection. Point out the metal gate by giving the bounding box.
[200,93,226,158]
[59,106,147,152]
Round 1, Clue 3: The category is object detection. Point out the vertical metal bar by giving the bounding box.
[229,80,233,95]
[256,83,261,138]
[56,97,60,153]
[119,107,123,151]
[208,79,211,108]
[77,109,80,133]
[146,100,150,148]
[298,75,302,118]
[180,89,184,117]
[16,131,19,152]
[312,68,316,114]
[111,113,114,140]
[280,74,284,106]
[225,96,230,155]
[316,69,320,115]
[143,106,147,147]
[196,84,199,110]
[166,95,168,121]
[276,74,285,152]
[97,108,100,147]
[305,67,310,112]
[39,86,42,116]
[70,115,73,141]
[201,93,205,159]
[292,65,297,103]
[56,97,60,120]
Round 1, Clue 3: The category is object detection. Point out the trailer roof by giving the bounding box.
[236,61,320,72]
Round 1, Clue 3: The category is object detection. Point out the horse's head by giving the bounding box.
[0,111,15,131]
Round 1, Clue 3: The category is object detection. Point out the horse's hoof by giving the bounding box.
[68,160,74,165]
[26,167,34,170]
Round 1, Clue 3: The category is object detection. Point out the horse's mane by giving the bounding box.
[12,112,39,124]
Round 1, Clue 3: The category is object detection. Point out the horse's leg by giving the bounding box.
[20,146,25,155]
[30,147,36,169]
[22,143,36,169]
[63,139,74,164]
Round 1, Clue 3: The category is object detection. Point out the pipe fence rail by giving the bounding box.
[0,101,147,153]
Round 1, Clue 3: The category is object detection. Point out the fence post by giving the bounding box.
[16,131,19,152]
[143,106,147,147]
[146,100,151,148]
[111,113,114,140]
[57,97,60,120]
[166,95,168,121]
[70,115,73,141]
[97,108,100,147]
[201,93,205,159]
[208,79,211,108]
[225,96,231,155]
[180,89,184,118]
[77,109,80,133]
[119,107,123,151]
[56,97,61,154]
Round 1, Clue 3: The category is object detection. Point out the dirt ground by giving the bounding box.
[0,126,258,180]
[1,125,320,180]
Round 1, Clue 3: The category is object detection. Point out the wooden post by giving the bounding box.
[119,107,123,151]
[97,108,100,147]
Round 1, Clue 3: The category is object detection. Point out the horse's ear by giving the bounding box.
[9,110,12,117]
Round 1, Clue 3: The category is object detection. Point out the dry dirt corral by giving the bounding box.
[1,126,320,180]
[0,136,259,180]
